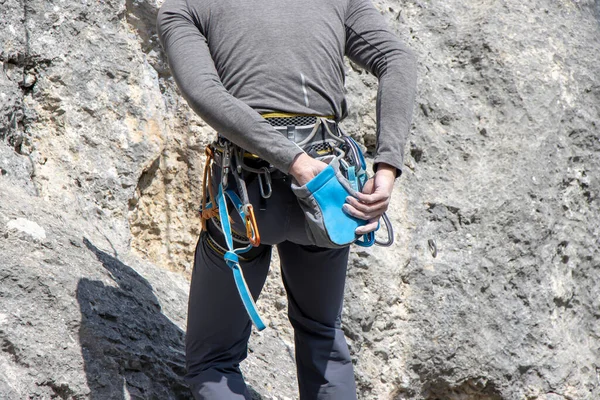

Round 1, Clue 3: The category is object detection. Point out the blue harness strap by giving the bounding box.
[216,184,266,331]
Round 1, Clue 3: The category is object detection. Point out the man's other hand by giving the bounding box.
[289,153,328,186]
[344,163,396,235]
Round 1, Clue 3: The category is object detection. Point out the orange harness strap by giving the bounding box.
[200,146,219,230]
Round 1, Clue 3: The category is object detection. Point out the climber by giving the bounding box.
[157,0,417,398]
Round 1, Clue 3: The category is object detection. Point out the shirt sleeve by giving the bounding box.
[345,0,417,176]
[156,0,303,173]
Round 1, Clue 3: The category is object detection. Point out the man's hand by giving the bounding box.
[343,163,396,235]
[289,153,328,186]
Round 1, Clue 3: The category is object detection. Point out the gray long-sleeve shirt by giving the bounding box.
[157,0,417,175]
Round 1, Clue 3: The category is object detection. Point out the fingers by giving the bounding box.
[344,170,395,235]
[290,153,328,186]
[344,195,389,220]
[354,190,389,204]
[343,201,387,221]
[355,218,379,235]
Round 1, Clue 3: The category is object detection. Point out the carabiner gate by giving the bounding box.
[243,204,261,246]
[258,167,272,199]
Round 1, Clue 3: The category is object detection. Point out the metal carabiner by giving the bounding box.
[221,143,231,188]
[375,213,394,247]
[339,157,351,174]
[242,204,261,246]
[333,146,346,160]
[258,167,272,199]
[343,136,364,172]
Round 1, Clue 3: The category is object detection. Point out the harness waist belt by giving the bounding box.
[214,117,340,168]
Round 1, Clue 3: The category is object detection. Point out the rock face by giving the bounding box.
[0,185,190,399]
[1,0,599,399]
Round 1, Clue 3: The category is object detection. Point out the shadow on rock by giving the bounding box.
[77,237,191,399]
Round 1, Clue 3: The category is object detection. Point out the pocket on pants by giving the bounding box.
[291,156,366,248]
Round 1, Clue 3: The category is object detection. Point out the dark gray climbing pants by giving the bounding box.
[185,171,357,399]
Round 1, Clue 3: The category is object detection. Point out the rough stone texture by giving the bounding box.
[0,183,190,399]
[384,1,600,399]
[1,0,599,399]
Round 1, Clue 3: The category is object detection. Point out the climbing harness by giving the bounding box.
[199,114,395,330]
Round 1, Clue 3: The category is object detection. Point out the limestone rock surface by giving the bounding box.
[1,0,599,399]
